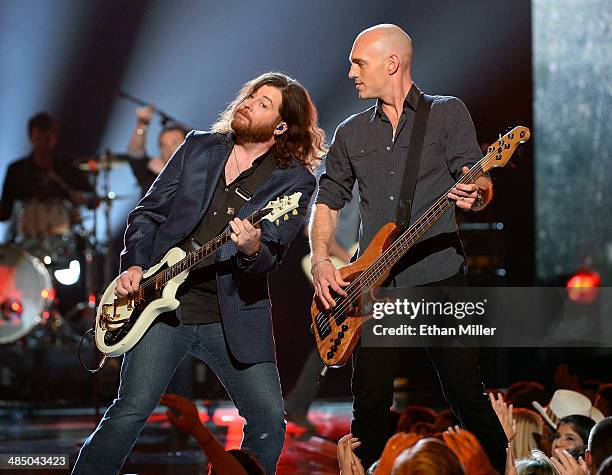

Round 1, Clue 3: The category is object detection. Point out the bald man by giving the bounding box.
[309,24,506,470]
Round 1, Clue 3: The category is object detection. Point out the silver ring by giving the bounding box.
[460,196,464,201]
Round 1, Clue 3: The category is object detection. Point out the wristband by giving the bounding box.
[241,250,261,262]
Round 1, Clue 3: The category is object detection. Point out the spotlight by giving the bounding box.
[54,260,81,286]
[566,269,601,304]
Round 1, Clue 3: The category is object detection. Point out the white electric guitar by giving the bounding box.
[95,192,302,357]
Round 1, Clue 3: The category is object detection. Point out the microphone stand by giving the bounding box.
[118,91,188,127]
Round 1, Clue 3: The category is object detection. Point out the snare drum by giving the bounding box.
[0,246,53,344]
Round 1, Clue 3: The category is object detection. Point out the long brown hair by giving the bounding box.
[211,72,325,171]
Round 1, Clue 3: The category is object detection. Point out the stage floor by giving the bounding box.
[0,400,351,474]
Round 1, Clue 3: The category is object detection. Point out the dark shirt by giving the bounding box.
[128,155,158,195]
[0,154,94,223]
[177,148,277,324]
[315,84,483,286]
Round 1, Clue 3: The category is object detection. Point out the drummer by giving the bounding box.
[126,105,188,194]
[0,112,96,236]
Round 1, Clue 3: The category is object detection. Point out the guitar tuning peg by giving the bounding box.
[275,219,280,225]
[292,209,298,215]
[283,214,289,221]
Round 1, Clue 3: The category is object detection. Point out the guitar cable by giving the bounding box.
[78,327,109,373]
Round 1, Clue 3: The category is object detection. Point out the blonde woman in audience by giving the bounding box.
[512,408,545,459]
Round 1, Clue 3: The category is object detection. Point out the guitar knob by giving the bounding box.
[338,332,344,338]
[327,352,334,359]
[334,338,341,345]
[341,324,349,331]
[331,345,337,352]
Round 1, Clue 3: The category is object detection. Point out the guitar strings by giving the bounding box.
[126,208,268,296]
[314,147,502,336]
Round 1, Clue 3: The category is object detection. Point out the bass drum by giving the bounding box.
[0,245,53,344]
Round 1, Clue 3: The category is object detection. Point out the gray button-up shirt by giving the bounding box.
[315,84,483,286]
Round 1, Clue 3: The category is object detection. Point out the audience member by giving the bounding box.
[512,408,545,459]
[512,449,561,475]
[506,381,549,410]
[586,417,612,475]
[442,426,498,475]
[395,406,437,434]
[161,393,260,475]
[551,415,595,460]
[597,455,612,475]
[391,438,464,475]
[594,385,612,417]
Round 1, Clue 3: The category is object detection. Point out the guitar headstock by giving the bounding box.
[262,192,302,224]
[482,126,530,173]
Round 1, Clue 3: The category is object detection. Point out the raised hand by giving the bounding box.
[160,393,206,437]
[337,434,364,475]
[489,392,516,441]
[550,448,588,475]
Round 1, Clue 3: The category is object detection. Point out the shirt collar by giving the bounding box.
[372,82,422,122]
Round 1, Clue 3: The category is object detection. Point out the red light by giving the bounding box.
[42,311,50,319]
[566,270,601,304]
[88,293,97,306]
[41,288,56,301]
[11,301,23,313]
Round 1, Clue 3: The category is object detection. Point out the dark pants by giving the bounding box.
[351,273,507,472]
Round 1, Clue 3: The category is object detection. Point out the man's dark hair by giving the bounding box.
[159,122,189,140]
[589,417,612,473]
[212,71,326,171]
[597,455,612,475]
[28,112,58,135]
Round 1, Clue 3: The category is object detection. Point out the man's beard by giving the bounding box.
[231,112,278,144]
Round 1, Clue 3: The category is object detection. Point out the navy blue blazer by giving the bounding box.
[120,131,316,364]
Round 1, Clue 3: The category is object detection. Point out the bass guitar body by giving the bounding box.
[311,223,399,367]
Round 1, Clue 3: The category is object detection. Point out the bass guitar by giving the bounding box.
[311,126,530,367]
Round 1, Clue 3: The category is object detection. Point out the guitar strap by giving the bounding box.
[395,92,434,231]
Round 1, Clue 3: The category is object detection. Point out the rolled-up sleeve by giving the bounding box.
[442,97,484,179]
[314,124,355,210]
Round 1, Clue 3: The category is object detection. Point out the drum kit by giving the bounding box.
[0,153,134,349]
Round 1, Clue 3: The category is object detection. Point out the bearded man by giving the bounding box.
[73,72,324,475]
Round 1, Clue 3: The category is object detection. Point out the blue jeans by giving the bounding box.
[73,322,286,475]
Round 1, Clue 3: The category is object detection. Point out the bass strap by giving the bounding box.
[395,92,434,231]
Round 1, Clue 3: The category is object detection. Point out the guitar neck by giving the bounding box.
[359,158,487,289]
[160,208,271,284]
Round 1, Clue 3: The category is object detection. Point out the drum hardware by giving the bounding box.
[74,152,130,172]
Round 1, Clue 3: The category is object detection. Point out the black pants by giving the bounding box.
[351,273,507,472]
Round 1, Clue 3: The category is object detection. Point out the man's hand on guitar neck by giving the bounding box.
[448,166,492,211]
[115,266,143,296]
[311,257,349,309]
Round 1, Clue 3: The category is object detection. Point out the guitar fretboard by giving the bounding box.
[142,208,271,289]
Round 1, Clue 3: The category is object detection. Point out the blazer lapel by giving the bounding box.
[199,137,231,215]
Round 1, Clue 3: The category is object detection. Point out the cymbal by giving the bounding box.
[75,153,131,171]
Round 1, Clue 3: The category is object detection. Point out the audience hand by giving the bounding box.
[489,392,516,441]
[550,448,588,475]
[374,432,422,475]
[505,443,517,475]
[160,393,206,438]
[442,426,498,475]
[337,434,364,475]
